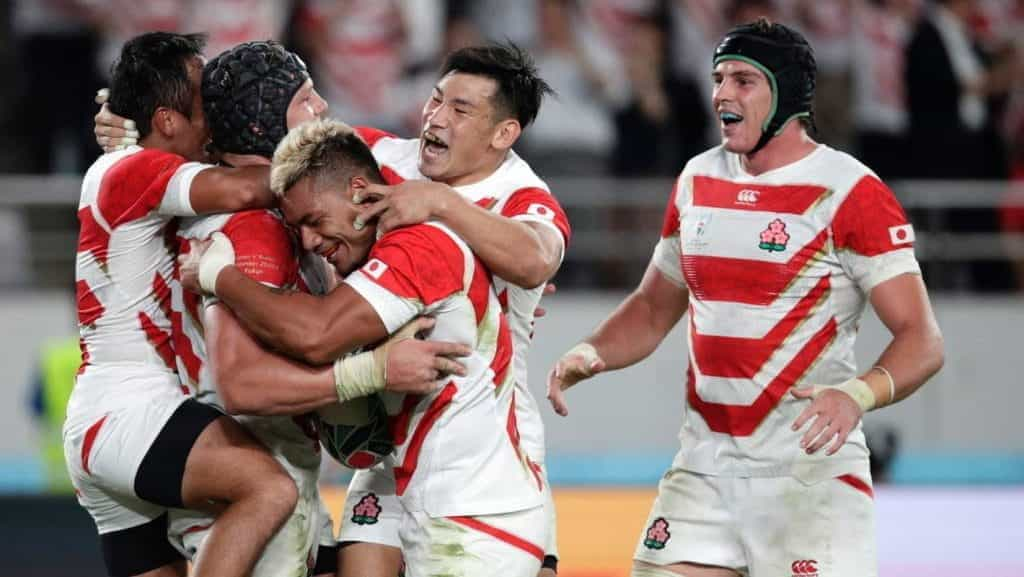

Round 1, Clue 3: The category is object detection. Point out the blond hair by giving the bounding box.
[270,118,371,198]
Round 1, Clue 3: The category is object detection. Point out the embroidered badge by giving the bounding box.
[643,517,671,550]
[351,493,382,525]
[758,218,790,252]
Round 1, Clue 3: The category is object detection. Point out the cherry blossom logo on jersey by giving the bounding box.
[791,559,819,576]
[351,493,382,525]
[758,219,790,253]
[362,259,388,280]
[643,517,671,550]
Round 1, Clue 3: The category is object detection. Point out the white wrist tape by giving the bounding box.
[333,349,386,403]
[827,378,876,413]
[199,232,235,295]
[565,342,601,377]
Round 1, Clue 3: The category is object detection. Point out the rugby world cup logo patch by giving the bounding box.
[351,493,382,525]
[643,517,671,550]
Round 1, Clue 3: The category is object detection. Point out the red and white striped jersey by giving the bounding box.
[345,223,544,518]
[172,211,322,475]
[355,126,572,462]
[652,144,920,482]
[72,146,207,413]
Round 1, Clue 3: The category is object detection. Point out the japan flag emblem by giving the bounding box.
[527,203,554,220]
[363,259,388,280]
[888,224,915,246]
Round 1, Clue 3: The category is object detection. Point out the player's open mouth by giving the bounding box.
[320,245,338,261]
[720,111,743,125]
[422,132,448,159]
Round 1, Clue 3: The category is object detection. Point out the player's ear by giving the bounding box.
[349,176,381,203]
[491,118,521,151]
[151,107,177,139]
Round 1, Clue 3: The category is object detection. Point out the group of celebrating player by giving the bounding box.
[70,15,943,577]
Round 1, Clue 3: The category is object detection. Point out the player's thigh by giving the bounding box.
[338,542,403,577]
[169,491,323,577]
[401,507,546,577]
[633,469,745,572]
[632,560,740,577]
[64,396,197,576]
[740,474,876,577]
[178,412,295,509]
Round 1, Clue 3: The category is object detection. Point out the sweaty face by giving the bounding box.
[279,176,376,276]
[418,72,503,186]
[712,59,773,154]
[286,79,328,129]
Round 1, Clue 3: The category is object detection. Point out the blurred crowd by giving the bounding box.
[1,0,1023,290]
[1,0,1023,179]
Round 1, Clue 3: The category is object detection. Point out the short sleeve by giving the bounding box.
[98,148,193,226]
[158,161,209,217]
[343,225,465,333]
[653,178,685,286]
[660,176,682,239]
[221,211,298,289]
[500,187,571,247]
[833,175,921,292]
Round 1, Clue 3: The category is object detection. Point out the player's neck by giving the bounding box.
[740,125,818,176]
[220,153,271,168]
[441,150,508,187]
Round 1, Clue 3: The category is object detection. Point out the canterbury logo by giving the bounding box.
[736,189,760,204]
[791,560,819,576]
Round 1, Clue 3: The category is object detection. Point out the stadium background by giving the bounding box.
[1,0,1023,575]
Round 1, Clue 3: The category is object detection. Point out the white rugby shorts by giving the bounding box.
[634,467,877,577]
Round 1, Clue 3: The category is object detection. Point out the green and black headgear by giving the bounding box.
[713,20,816,153]
[202,40,310,158]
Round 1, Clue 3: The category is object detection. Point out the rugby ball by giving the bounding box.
[316,395,393,469]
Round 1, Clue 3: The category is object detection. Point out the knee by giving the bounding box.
[253,470,299,520]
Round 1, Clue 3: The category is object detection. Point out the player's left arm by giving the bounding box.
[355,180,564,288]
[793,175,945,454]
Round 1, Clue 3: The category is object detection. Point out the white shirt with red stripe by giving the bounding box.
[345,222,544,518]
[355,126,572,463]
[71,146,207,415]
[172,210,324,474]
[652,144,920,483]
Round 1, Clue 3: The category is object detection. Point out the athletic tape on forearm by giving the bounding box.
[332,350,386,402]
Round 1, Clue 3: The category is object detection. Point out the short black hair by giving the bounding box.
[440,42,554,129]
[108,32,207,139]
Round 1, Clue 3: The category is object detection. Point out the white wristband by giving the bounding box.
[198,232,235,295]
[333,350,386,402]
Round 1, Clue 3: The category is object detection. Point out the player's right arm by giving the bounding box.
[547,261,688,416]
[205,302,339,416]
[94,93,274,214]
[548,177,689,416]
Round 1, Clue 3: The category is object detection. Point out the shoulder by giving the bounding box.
[354,126,400,148]
[682,145,729,177]
[502,152,550,193]
[376,223,465,260]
